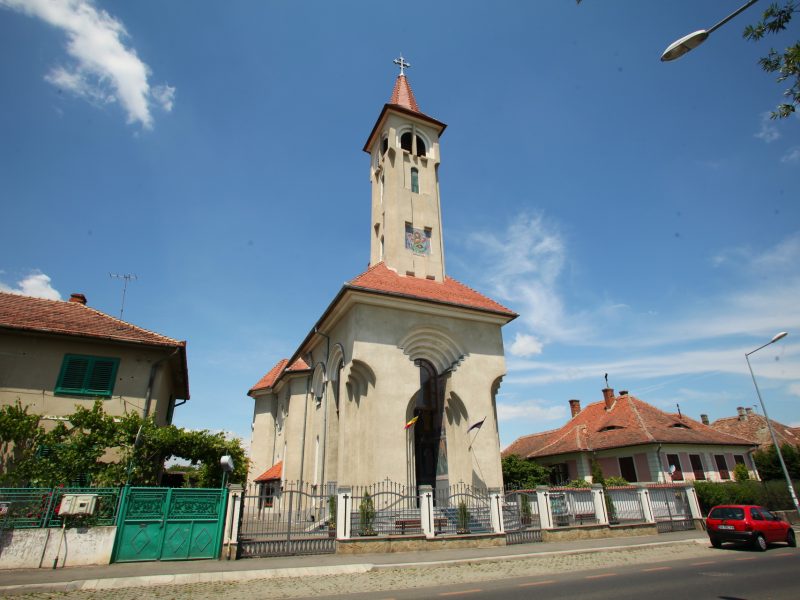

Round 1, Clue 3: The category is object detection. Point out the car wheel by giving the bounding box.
[754,533,768,552]
[787,529,796,548]
[710,536,722,548]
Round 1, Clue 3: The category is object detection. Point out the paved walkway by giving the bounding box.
[0,530,708,596]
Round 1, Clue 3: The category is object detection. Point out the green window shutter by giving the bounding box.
[56,354,119,397]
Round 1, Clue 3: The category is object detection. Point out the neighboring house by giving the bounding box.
[0,291,189,428]
[503,388,759,484]
[707,407,800,451]
[246,69,516,494]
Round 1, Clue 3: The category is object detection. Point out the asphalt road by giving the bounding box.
[308,546,800,600]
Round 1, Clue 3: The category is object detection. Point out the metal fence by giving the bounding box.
[648,485,694,532]
[434,482,492,536]
[237,481,336,557]
[502,489,542,544]
[350,480,421,537]
[606,487,646,524]
[0,487,123,529]
[548,488,598,526]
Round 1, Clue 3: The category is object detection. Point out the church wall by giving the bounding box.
[247,391,277,484]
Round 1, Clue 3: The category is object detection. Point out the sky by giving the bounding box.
[1,1,798,453]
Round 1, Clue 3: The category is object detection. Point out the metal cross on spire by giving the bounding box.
[393,54,411,76]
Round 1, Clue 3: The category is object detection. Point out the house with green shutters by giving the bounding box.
[0,291,188,430]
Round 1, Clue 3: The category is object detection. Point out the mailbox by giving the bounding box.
[58,494,98,516]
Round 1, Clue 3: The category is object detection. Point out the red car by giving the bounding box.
[706,504,796,551]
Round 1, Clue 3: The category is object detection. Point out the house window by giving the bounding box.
[411,167,419,193]
[258,481,279,509]
[618,456,638,482]
[666,454,683,481]
[733,454,745,465]
[714,454,730,480]
[55,354,119,397]
[689,454,706,480]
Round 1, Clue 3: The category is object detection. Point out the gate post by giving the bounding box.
[336,487,352,540]
[535,486,553,529]
[684,485,702,520]
[223,484,243,560]
[638,485,655,523]
[488,488,505,534]
[592,484,609,525]
[419,485,435,538]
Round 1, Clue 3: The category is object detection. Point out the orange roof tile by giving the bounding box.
[249,357,310,394]
[254,461,282,482]
[0,291,184,348]
[710,413,800,451]
[390,75,420,112]
[504,393,756,459]
[347,262,516,318]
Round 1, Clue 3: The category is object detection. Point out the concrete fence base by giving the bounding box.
[0,526,116,569]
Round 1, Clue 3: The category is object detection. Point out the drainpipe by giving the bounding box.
[656,444,664,483]
[143,348,179,420]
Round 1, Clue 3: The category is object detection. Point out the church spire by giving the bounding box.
[390,55,420,112]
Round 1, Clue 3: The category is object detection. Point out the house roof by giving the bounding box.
[347,262,517,318]
[249,357,310,394]
[504,392,756,459]
[710,413,800,451]
[0,292,184,348]
[254,461,282,482]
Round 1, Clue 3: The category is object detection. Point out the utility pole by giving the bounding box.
[109,273,137,319]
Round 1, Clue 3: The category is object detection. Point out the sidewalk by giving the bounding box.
[0,530,707,595]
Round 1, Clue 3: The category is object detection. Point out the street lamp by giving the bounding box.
[661,0,760,61]
[745,331,800,515]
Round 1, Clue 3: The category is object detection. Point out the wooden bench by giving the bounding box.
[395,517,448,534]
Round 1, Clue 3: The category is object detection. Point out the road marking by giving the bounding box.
[518,580,557,587]
[734,557,757,561]
[585,573,617,579]
[691,561,716,566]
[642,566,672,572]
[438,590,482,597]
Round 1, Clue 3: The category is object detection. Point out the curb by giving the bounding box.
[0,538,708,595]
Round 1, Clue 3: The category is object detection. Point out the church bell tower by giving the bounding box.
[363,57,448,282]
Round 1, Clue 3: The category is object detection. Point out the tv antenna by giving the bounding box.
[109,273,137,319]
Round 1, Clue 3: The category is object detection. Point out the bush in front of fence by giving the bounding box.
[693,479,800,514]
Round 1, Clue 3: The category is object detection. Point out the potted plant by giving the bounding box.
[359,491,376,535]
[457,500,471,534]
[328,495,337,537]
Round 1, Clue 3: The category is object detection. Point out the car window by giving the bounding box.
[760,508,778,520]
[709,507,744,520]
[750,508,764,520]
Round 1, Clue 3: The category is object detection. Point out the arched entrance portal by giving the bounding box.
[413,359,448,497]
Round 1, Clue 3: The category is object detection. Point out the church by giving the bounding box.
[246,59,517,497]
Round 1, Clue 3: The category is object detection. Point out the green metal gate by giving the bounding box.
[113,487,227,562]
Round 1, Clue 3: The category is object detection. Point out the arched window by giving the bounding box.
[415,359,438,411]
[410,167,419,193]
[401,131,413,153]
[415,136,426,157]
[332,359,344,415]
[381,136,388,155]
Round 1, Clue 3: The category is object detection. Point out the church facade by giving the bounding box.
[247,64,516,496]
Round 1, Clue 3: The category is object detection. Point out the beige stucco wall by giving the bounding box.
[0,331,182,427]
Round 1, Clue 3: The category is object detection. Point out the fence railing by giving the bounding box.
[606,487,646,524]
[0,487,123,529]
[435,482,492,535]
[350,480,421,537]
[548,488,598,526]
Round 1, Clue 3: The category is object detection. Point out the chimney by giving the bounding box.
[569,399,581,418]
[69,293,87,305]
[619,390,629,396]
[602,388,615,410]
[737,406,747,421]
[745,407,754,416]
[701,414,709,425]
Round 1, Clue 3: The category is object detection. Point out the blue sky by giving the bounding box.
[1,1,798,451]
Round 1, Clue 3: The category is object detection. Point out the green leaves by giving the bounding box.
[501,454,551,489]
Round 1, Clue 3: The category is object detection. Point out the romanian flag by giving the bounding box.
[404,416,419,430]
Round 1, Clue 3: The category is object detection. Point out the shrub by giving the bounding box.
[604,476,630,487]
[457,501,471,533]
[733,463,750,482]
[359,491,376,535]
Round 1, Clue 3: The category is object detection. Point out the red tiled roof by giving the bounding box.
[710,413,800,451]
[0,291,184,348]
[504,393,756,459]
[347,262,516,318]
[390,75,420,112]
[249,357,310,394]
[254,461,282,482]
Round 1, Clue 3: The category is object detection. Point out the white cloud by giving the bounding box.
[0,0,174,128]
[782,147,800,164]
[0,272,61,300]
[496,401,567,422]
[754,112,781,143]
[508,332,543,357]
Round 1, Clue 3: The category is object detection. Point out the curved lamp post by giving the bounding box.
[661,0,760,61]
[745,331,800,515]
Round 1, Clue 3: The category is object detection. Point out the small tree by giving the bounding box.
[328,495,337,531]
[734,462,751,482]
[359,491,376,535]
[457,500,471,533]
[502,454,551,489]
